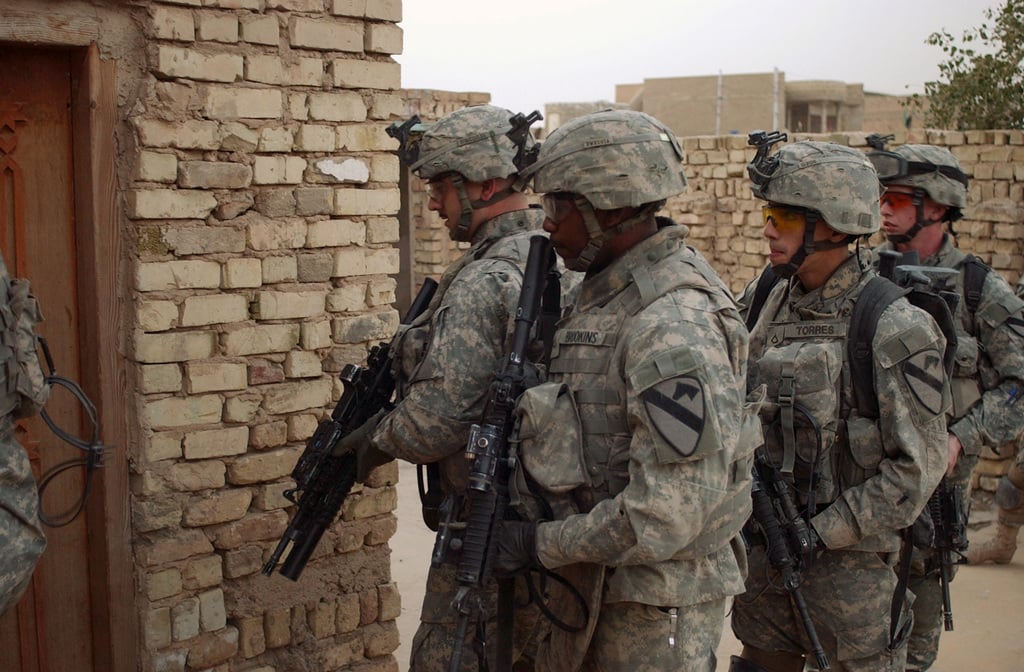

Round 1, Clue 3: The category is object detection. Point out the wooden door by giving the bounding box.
[0,46,95,672]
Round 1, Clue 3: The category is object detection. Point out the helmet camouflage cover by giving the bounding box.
[410,104,526,183]
[522,109,687,209]
[753,141,880,236]
[875,144,968,210]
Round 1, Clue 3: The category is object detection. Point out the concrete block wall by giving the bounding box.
[129,2,406,671]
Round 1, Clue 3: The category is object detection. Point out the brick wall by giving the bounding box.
[665,129,1024,296]
[126,2,406,671]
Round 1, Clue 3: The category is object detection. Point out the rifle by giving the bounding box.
[434,234,552,672]
[927,476,969,631]
[262,278,438,580]
[749,453,830,670]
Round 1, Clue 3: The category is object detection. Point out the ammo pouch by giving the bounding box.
[509,382,588,522]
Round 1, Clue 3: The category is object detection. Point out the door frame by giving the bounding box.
[68,44,136,672]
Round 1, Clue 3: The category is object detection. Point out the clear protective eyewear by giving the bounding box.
[867,151,969,188]
[541,193,578,223]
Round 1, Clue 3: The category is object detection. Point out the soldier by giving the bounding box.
[350,104,550,671]
[730,141,949,672]
[0,252,49,615]
[867,143,1024,669]
[491,109,759,672]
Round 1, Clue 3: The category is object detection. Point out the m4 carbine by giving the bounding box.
[262,278,438,580]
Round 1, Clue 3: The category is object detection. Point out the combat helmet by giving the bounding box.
[518,109,687,270]
[751,140,880,236]
[748,136,880,277]
[870,144,967,211]
[868,143,968,243]
[386,104,538,240]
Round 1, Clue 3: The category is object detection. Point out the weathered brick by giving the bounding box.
[364,620,399,657]
[250,421,288,450]
[336,591,360,633]
[253,156,306,184]
[203,86,283,120]
[223,324,300,356]
[223,545,264,579]
[365,0,401,21]
[144,393,223,429]
[237,614,267,658]
[296,252,333,282]
[378,582,401,621]
[138,300,178,332]
[262,256,298,284]
[288,16,362,52]
[184,426,250,459]
[333,187,399,215]
[186,361,248,394]
[368,93,404,121]
[241,14,279,45]
[254,291,326,320]
[223,257,262,288]
[179,161,252,189]
[364,22,402,54]
[331,58,400,90]
[183,554,224,589]
[224,394,261,424]
[146,433,184,463]
[342,485,397,520]
[147,568,184,601]
[186,627,239,669]
[183,488,252,527]
[128,190,218,219]
[165,459,228,492]
[199,588,228,632]
[136,119,220,149]
[301,320,332,349]
[284,351,322,378]
[295,187,334,216]
[144,607,172,649]
[137,151,178,183]
[135,331,217,364]
[198,13,239,43]
[265,608,291,648]
[163,225,247,255]
[261,378,332,414]
[259,126,295,152]
[137,258,220,291]
[181,293,249,326]
[332,311,398,344]
[151,5,195,41]
[138,528,214,566]
[367,277,396,307]
[254,481,291,510]
[245,54,283,85]
[141,363,183,395]
[249,359,286,385]
[309,601,336,638]
[156,45,243,83]
[220,122,260,152]
[332,248,367,277]
[208,510,287,548]
[295,125,336,152]
[172,597,200,641]
[286,57,324,87]
[308,91,367,122]
[248,216,306,250]
[269,0,322,9]
[366,217,399,244]
[134,496,183,533]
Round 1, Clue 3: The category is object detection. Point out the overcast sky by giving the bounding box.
[397,0,995,118]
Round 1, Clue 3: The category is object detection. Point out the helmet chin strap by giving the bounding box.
[566,199,661,273]
[770,212,849,278]
[447,174,516,242]
[884,188,939,245]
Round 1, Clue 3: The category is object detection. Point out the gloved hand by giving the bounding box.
[329,410,393,481]
[492,520,540,575]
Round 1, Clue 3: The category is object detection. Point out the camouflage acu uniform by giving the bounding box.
[878,236,1024,670]
[731,253,949,671]
[371,209,548,671]
[500,110,757,672]
[865,143,1024,669]
[512,222,755,672]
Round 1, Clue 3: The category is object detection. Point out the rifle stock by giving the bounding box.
[262,278,438,580]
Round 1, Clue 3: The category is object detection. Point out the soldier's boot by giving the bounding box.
[965,521,1020,565]
[967,465,1024,565]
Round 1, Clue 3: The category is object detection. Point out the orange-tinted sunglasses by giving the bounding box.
[880,191,916,209]
[761,204,808,233]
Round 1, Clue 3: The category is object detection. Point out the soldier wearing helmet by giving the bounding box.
[348,104,558,671]
[491,110,758,671]
[730,140,949,672]
[868,142,1024,672]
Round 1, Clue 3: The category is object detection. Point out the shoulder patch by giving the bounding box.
[902,349,945,415]
[642,375,705,458]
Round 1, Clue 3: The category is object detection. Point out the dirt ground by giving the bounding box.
[390,462,1024,671]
